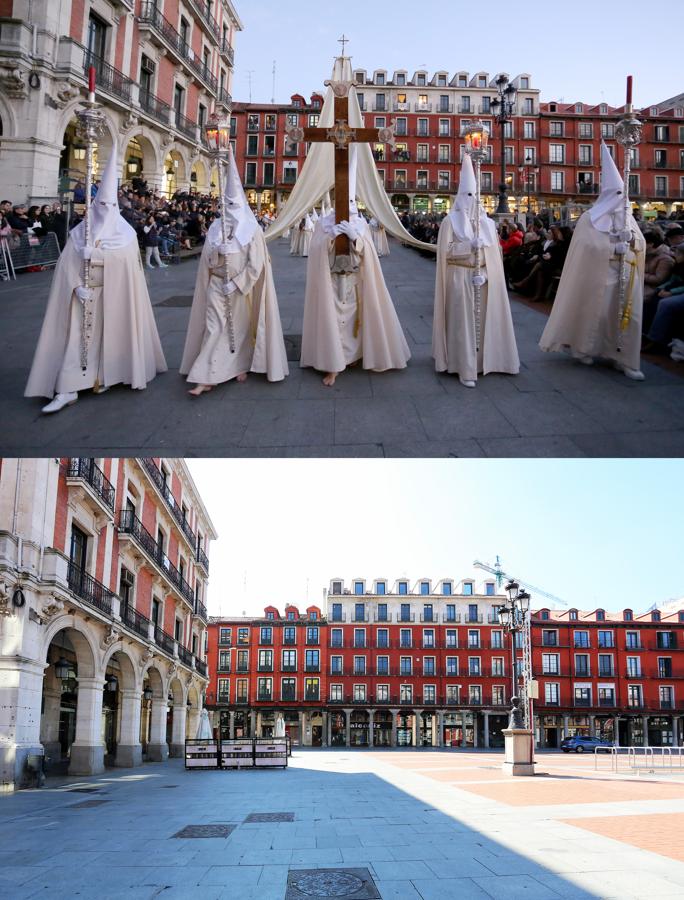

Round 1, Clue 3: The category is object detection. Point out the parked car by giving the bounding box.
[561,735,613,753]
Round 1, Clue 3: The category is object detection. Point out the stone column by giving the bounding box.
[613,715,620,747]
[229,710,235,740]
[414,709,423,747]
[115,688,143,767]
[562,714,570,738]
[642,715,650,747]
[461,712,467,748]
[437,711,444,748]
[298,711,306,746]
[344,709,352,747]
[147,696,169,761]
[484,712,490,749]
[169,701,187,758]
[589,714,596,738]
[69,677,106,775]
[431,714,438,747]
[322,711,328,747]
[368,710,374,747]
[249,710,256,737]
[256,712,262,737]
[390,710,399,747]
[40,686,62,765]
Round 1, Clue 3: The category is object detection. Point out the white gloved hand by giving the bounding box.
[614,242,629,256]
[471,237,485,251]
[80,246,92,261]
[337,220,360,241]
[222,279,238,296]
[219,242,232,256]
[75,286,92,302]
[471,274,488,287]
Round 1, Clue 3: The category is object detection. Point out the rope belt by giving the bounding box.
[447,258,478,269]
[610,253,640,331]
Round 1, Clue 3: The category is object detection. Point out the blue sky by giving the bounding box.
[232,1,682,108]
[187,460,684,617]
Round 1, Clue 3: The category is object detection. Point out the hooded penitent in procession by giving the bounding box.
[432,154,519,387]
[539,143,646,379]
[369,217,390,257]
[179,147,288,395]
[25,143,167,412]
[300,147,411,386]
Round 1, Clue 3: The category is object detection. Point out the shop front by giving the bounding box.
[373,710,392,746]
[396,713,414,747]
[350,710,370,746]
[330,711,346,746]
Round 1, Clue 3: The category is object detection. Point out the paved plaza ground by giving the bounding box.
[2,749,684,899]
[1,239,683,458]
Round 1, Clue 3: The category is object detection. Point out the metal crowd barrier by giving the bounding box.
[185,737,289,770]
[4,232,61,273]
[1,237,16,280]
[594,745,684,774]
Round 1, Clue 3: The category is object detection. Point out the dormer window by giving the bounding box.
[521,77,529,89]
[600,103,608,114]
[331,581,342,595]
[420,581,430,595]
[266,611,274,620]
[575,103,583,113]
[478,76,487,87]
[355,71,365,84]
[312,98,321,109]
[396,73,406,86]
[438,74,447,86]
[442,581,452,595]
[376,581,386,595]
[652,610,661,621]
[540,609,550,620]
[463,582,473,596]
[596,609,605,621]
[624,609,633,621]
[353,581,364,595]
[650,106,658,116]
[549,103,557,112]
[417,73,426,86]
[310,610,318,620]
[398,581,408,595]
[287,610,295,620]
[679,611,684,622]
[569,609,578,620]
[485,583,495,596]
[375,73,385,85]
[458,75,467,86]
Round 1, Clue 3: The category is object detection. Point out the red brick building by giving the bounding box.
[230,67,684,220]
[206,578,684,751]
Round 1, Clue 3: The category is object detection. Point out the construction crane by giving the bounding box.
[473,556,568,608]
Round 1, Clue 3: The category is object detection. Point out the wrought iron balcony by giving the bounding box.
[217,692,230,704]
[66,458,115,512]
[235,696,248,704]
[121,604,151,639]
[117,509,195,607]
[194,599,208,622]
[154,625,175,656]
[178,644,193,667]
[84,50,135,103]
[175,111,199,141]
[220,39,235,65]
[185,0,221,42]
[195,658,208,677]
[67,562,115,615]
[257,692,272,702]
[138,459,198,551]
[139,90,172,127]
[136,3,218,93]
[218,87,232,109]
[196,545,210,575]
[281,691,297,702]
[305,664,320,673]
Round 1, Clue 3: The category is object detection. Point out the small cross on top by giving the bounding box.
[338,34,349,56]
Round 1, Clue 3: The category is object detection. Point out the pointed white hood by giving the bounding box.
[589,143,626,233]
[207,146,259,250]
[70,142,137,250]
[449,154,496,246]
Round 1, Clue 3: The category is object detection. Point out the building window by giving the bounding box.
[574,631,589,648]
[468,630,480,648]
[574,687,591,706]
[236,679,248,702]
[400,656,412,676]
[446,656,458,676]
[258,649,273,671]
[422,603,434,622]
[626,656,641,677]
[331,603,343,622]
[445,629,458,648]
[549,121,564,136]
[491,630,503,649]
[601,122,615,138]
[626,631,641,649]
[219,627,232,645]
[376,581,386,595]
[660,686,674,709]
[492,685,505,705]
[353,656,366,675]
[237,628,249,645]
[217,678,229,702]
[376,684,389,702]
[545,683,559,705]
[305,649,320,671]
[400,603,411,622]
[659,657,673,677]
[549,144,565,164]
[423,629,435,648]
[542,654,560,675]
[305,678,320,701]
[423,685,436,703]
[423,657,435,676]
[485,583,495,597]
[469,657,481,676]
[492,658,504,676]
[377,628,389,648]
[598,654,614,676]
[353,684,367,702]
[331,628,343,648]
[657,632,677,649]
[354,602,366,622]
[551,171,564,192]
[377,603,388,622]
[445,604,457,623]
[308,114,320,127]
[354,629,366,648]
[306,626,319,645]
[260,626,272,644]
[467,604,479,623]
[281,678,296,701]
[257,678,272,701]
[598,687,615,707]
[236,649,248,672]
[218,650,231,672]
[377,656,389,675]
[469,685,481,705]
[398,581,408,595]
[628,684,643,707]
[330,683,343,701]
[575,655,590,677]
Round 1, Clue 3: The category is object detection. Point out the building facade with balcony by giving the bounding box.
[0,0,242,204]
[206,578,684,752]
[0,457,216,790]
[230,67,683,218]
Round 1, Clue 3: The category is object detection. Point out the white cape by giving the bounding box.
[301,220,410,374]
[539,211,645,370]
[432,217,520,379]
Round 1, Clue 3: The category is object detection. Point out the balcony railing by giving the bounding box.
[305,664,320,672]
[220,39,235,65]
[218,87,233,108]
[139,90,172,127]
[84,50,135,103]
[139,459,199,552]
[195,658,207,677]
[174,111,198,141]
[67,562,114,615]
[186,0,221,41]
[235,695,248,704]
[178,644,193,667]
[217,692,230,704]
[67,458,115,511]
[136,3,218,93]
[121,604,151,639]
[257,693,272,702]
[154,625,175,656]
[194,599,208,621]
[118,509,195,606]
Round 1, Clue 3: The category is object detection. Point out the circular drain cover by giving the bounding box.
[294,871,364,896]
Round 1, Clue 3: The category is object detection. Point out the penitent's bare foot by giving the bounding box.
[188,384,213,396]
[322,372,337,387]
[236,373,248,383]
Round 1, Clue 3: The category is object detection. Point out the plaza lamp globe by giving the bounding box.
[518,590,531,613]
[505,580,519,603]
[463,120,489,159]
[497,606,511,629]
[204,113,231,153]
[105,673,118,692]
[54,656,72,681]
[143,686,153,701]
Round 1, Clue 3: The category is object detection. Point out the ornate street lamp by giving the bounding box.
[463,120,489,353]
[204,110,236,353]
[490,74,517,215]
[497,581,533,729]
[54,656,73,682]
[518,155,540,220]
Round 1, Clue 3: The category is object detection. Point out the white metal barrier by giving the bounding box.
[0,236,16,280]
[594,745,684,773]
[4,232,61,273]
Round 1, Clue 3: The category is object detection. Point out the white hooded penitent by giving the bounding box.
[70,142,137,251]
[589,142,626,233]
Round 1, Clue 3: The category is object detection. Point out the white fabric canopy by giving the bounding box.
[207,146,259,251]
[589,143,626,234]
[265,57,436,252]
[70,141,137,250]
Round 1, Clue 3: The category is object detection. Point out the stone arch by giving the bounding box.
[141,660,167,698]
[120,127,162,191]
[163,146,191,196]
[190,156,209,194]
[102,644,140,692]
[0,91,17,138]
[57,103,118,191]
[41,615,100,679]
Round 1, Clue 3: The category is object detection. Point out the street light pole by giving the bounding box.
[490,75,517,216]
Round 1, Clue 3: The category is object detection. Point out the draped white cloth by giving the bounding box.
[264,57,436,253]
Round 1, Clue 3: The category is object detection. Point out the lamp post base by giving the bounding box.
[502,728,536,777]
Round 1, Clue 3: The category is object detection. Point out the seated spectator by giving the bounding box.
[511,224,570,301]
[642,231,675,330]
[500,224,523,255]
[665,225,684,251]
[643,245,684,353]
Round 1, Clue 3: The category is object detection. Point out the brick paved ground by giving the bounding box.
[1,239,682,457]
[2,749,684,899]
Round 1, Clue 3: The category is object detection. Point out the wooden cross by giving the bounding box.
[287,85,394,256]
[338,34,349,56]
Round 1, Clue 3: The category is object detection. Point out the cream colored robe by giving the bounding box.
[370,220,390,256]
[432,216,520,380]
[300,221,410,374]
[180,227,288,383]
[539,212,645,370]
[25,240,167,398]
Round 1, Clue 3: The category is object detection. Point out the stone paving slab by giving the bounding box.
[1,239,681,457]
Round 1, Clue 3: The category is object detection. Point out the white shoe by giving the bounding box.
[42,392,78,414]
[614,360,645,381]
[159,263,168,268]
[93,385,109,395]
[459,377,476,388]
[572,350,594,365]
